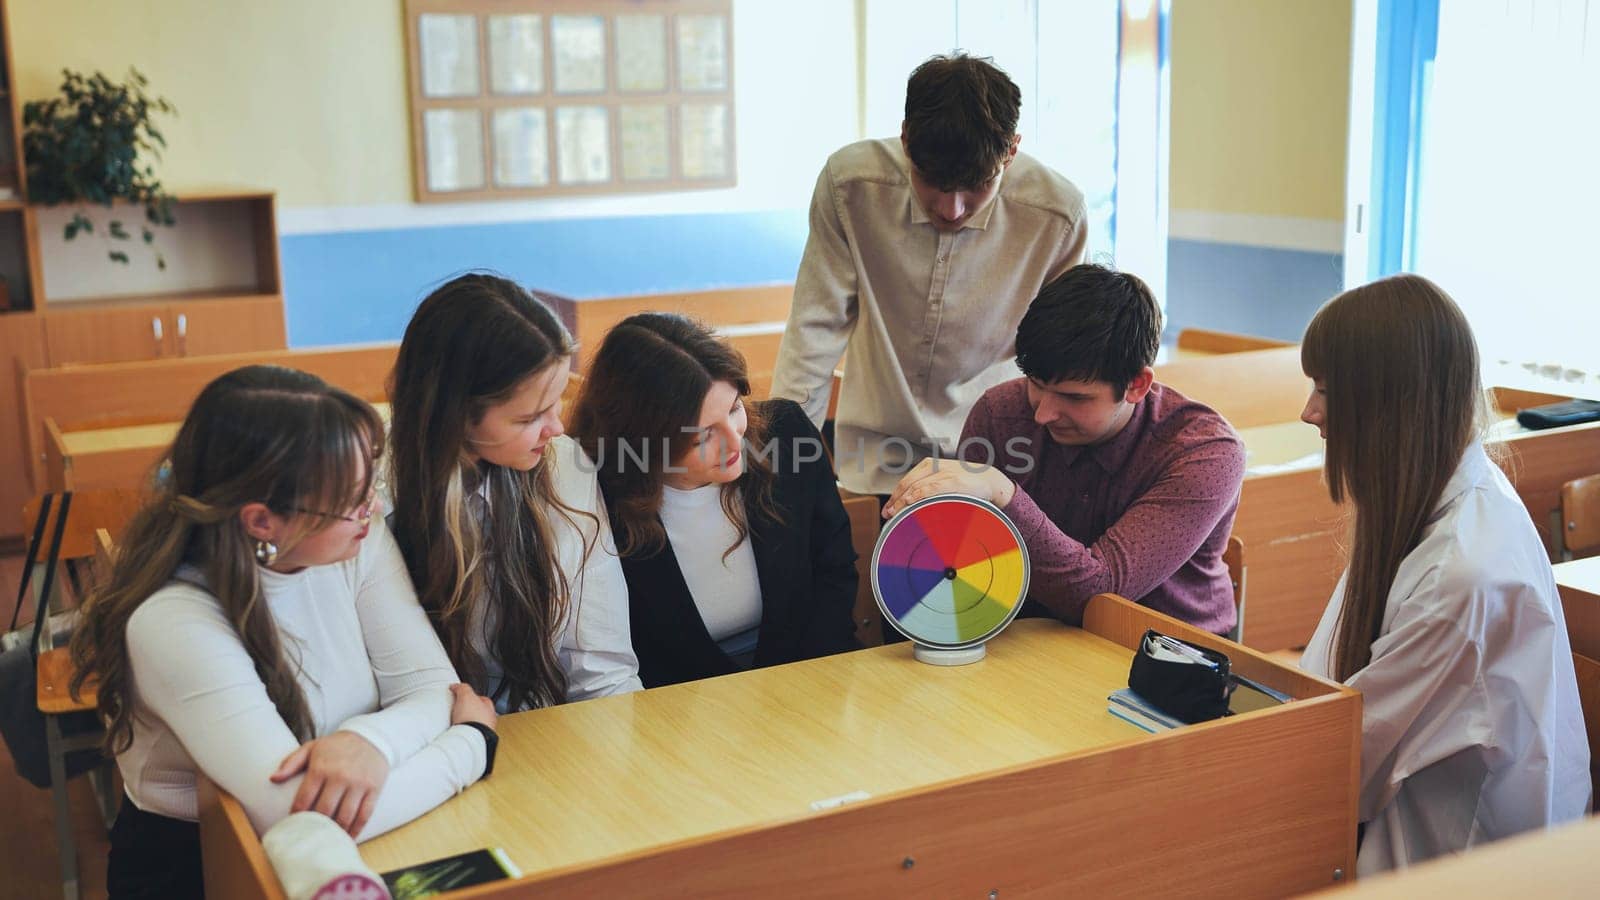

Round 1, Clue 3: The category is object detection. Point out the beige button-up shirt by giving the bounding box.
[771,138,1087,494]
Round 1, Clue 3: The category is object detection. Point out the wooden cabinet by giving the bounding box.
[0,1,289,541]
[42,304,170,365]
[177,296,286,357]
[39,295,288,366]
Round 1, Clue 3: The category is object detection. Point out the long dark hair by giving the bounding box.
[388,273,585,711]
[1301,274,1486,681]
[72,366,383,753]
[567,313,781,559]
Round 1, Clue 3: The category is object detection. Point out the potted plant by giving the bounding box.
[22,68,178,268]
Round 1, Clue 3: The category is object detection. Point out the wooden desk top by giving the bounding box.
[60,403,393,456]
[1554,557,1600,660]
[1236,407,1532,478]
[1308,815,1600,898]
[1239,421,1324,473]
[1554,556,1600,599]
[359,619,1143,876]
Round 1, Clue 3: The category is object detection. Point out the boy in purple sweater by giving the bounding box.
[883,265,1244,635]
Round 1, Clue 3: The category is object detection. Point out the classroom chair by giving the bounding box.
[21,490,140,900]
[1558,474,1600,561]
[1174,327,1294,356]
[838,487,884,647]
[1224,535,1247,644]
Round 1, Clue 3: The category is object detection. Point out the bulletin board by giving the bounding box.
[405,0,736,202]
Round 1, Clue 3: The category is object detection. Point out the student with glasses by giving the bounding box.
[71,366,498,899]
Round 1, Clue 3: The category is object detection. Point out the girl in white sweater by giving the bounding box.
[387,274,641,712]
[72,366,497,899]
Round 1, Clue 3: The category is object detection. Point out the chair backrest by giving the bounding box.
[92,528,118,582]
[21,488,145,563]
[1223,535,1246,643]
[839,488,884,647]
[1571,652,1600,811]
[1174,328,1293,355]
[1560,474,1600,560]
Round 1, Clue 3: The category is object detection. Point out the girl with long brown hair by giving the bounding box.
[567,313,858,687]
[387,274,640,713]
[1297,274,1588,874]
[71,366,496,899]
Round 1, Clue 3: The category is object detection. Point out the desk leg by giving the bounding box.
[46,715,81,900]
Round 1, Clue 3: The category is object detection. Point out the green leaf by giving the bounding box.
[142,227,153,244]
[108,250,129,264]
[22,65,178,253]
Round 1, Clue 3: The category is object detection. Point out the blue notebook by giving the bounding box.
[1107,688,1183,733]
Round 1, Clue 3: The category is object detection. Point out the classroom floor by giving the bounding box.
[1,553,112,900]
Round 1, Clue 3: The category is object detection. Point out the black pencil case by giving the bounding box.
[1516,399,1600,430]
[1127,629,1234,724]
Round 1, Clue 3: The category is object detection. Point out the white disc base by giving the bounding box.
[912,643,987,667]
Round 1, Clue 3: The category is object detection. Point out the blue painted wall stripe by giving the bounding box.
[279,209,810,347]
[1165,239,1344,343]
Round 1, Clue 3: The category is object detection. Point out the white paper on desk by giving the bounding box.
[1244,452,1325,477]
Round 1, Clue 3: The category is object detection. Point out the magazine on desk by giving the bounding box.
[381,847,520,899]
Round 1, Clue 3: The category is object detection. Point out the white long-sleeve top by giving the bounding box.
[1302,443,1591,875]
[467,435,642,711]
[658,483,762,641]
[120,516,486,839]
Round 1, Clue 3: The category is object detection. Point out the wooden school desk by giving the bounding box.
[1158,350,1600,652]
[200,594,1361,899]
[1554,556,1600,661]
[1303,815,1600,898]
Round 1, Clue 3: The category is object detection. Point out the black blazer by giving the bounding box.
[605,399,860,688]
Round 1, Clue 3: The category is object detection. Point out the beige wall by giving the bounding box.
[1169,0,1352,222]
[11,0,415,208]
[9,1,860,216]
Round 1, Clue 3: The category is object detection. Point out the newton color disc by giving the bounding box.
[871,494,1030,650]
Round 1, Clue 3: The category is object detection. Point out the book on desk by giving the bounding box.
[1109,675,1292,733]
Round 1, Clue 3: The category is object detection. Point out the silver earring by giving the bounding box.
[254,540,279,566]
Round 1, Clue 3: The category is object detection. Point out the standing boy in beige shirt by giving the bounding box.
[771,52,1088,496]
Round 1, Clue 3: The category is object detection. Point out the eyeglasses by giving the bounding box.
[291,476,385,526]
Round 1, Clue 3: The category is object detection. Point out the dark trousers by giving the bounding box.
[107,795,205,899]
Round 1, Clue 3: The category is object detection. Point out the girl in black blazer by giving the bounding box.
[567,313,860,687]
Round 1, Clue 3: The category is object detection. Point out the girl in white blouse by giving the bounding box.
[1297,274,1589,875]
[387,274,641,713]
[71,366,497,899]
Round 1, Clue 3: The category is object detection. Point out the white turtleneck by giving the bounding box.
[658,483,762,641]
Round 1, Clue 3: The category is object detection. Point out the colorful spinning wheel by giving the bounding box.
[872,494,1029,662]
